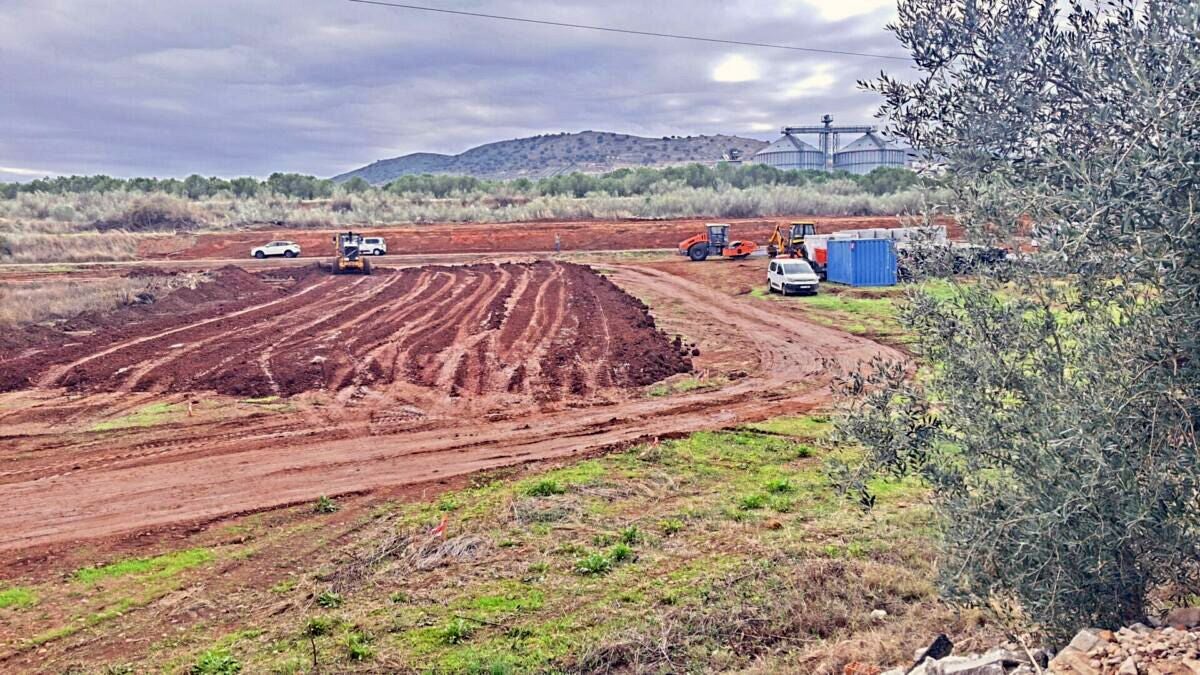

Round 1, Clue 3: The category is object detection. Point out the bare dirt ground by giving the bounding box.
[137,215,956,260]
[0,255,900,559]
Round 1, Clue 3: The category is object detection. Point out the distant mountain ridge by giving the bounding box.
[333,131,769,184]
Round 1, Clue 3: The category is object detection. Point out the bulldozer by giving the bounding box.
[678,223,758,262]
[331,231,372,275]
[766,221,816,258]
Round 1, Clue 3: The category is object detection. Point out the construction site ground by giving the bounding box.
[0,219,964,672]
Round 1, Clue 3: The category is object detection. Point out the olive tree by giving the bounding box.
[835,0,1200,636]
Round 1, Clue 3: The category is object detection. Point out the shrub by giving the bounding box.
[524,479,565,497]
[313,495,338,514]
[345,631,373,661]
[575,553,613,576]
[609,543,634,563]
[315,591,342,608]
[738,494,767,510]
[659,518,684,536]
[765,478,795,494]
[619,525,641,545]
[440,618,474,645]
[304,616,335,637]
[190,649,241,675]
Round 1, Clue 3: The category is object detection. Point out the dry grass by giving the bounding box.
[0,274,206,325]
[0,231,142,263]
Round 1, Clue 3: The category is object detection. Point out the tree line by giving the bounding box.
[0,164,924,201]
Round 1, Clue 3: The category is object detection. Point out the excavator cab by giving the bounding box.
[768,222,817,258]
[332,231,372,275]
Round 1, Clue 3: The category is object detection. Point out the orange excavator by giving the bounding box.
[678,223,758,261]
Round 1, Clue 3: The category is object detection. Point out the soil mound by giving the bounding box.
[0,262,690,402]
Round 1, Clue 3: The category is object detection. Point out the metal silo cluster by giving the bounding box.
[751,114,916,174]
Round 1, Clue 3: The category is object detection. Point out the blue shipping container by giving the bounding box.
[826,239,897,287]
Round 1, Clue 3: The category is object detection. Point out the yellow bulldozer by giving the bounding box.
[331,231,372,275]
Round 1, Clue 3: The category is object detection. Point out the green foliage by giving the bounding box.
[609,543,634,563]
[765,478,796,494]
[190,648,242,675]
[313,495,338,514]
[304,616,335,637]
[524,479,565,497]
[659,518,684,536]
[840,0,1200,637]
[440,618,475,645]
[574,553,613,576]
[346,631,374,661]
[315,590,342,608]
[74,548,212,584]
[737,494,767,511]
[619,526,641,545]
[0,586,37,609]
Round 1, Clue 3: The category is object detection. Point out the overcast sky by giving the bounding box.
[0,0,908,182]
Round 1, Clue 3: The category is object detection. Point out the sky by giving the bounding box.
[0,0,908,182]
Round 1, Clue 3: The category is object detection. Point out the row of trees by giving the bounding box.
[0,164,925,201]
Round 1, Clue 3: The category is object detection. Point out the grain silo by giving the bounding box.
[833,131,912,174]
[752,133,824,171]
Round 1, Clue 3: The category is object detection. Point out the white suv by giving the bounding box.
[362,237,387,255]
[767,259,820,296]
[251,241,301,259]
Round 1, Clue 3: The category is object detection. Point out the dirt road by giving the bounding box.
[0,262,900,553]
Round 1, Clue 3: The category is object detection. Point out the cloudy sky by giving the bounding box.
[0,0,909,181]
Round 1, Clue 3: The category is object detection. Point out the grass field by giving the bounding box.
[0,414,1000,673]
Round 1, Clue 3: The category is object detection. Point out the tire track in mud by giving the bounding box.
[0,262,898,552]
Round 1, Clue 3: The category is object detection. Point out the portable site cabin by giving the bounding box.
[826,239,897,287]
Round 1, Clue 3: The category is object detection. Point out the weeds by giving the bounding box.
[315,591,342,608]
[313,496,338,514]
[304,617,335,637]
[659,518,685,536]
[524,479,566,497]
[575,553,613,576]
[440,618,475,645]
[346,631,374,661]
[619,526,641,545]
[609,544,634,563]
[190,648,241,675]
[74,549,212,585]
[0,586,37,609]
[738,494,767,510]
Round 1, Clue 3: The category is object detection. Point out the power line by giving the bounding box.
[344,0,909,62]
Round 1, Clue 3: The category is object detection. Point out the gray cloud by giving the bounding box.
[0,0,910,181]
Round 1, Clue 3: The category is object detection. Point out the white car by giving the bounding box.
[362,236,387,255]
[251,241,301,259]
[767,258,820,296]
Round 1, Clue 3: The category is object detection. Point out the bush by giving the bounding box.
[575,553,613,576]
[345,631,373,661]
[659,518,684,536]
[619,525,641,545]
[609,543,634,563]
[304,616,335,637]
[440,618,474,645]
[524,479,565,497]
[313,495,338,514]
[190,649,241,675]
[315,590,342,608]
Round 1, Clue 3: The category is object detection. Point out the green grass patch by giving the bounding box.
[90,402,185,431]
[74,548,213,585]
[0,586,37,609]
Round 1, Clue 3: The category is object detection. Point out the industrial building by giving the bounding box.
[752,114,918,174]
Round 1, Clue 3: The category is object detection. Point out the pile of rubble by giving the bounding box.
[869,608,1200,675]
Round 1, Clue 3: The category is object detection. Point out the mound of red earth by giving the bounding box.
[0,262,690,401]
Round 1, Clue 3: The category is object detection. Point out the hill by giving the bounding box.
[333,131,769,184]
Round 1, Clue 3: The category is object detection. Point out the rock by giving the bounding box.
[1117,656,1138,675]
[1050,647,1102,675]
[871,609,889,620]
[1130,623,1154,634]
[1069,628,1112,654]
[926,654,1008,675]
[1165,608,1200,629]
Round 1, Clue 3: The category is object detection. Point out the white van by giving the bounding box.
[767,259,821,296]
[362,237,387,255]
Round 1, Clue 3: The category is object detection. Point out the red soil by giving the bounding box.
[0,262,689,400]
[140,216,960,260]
